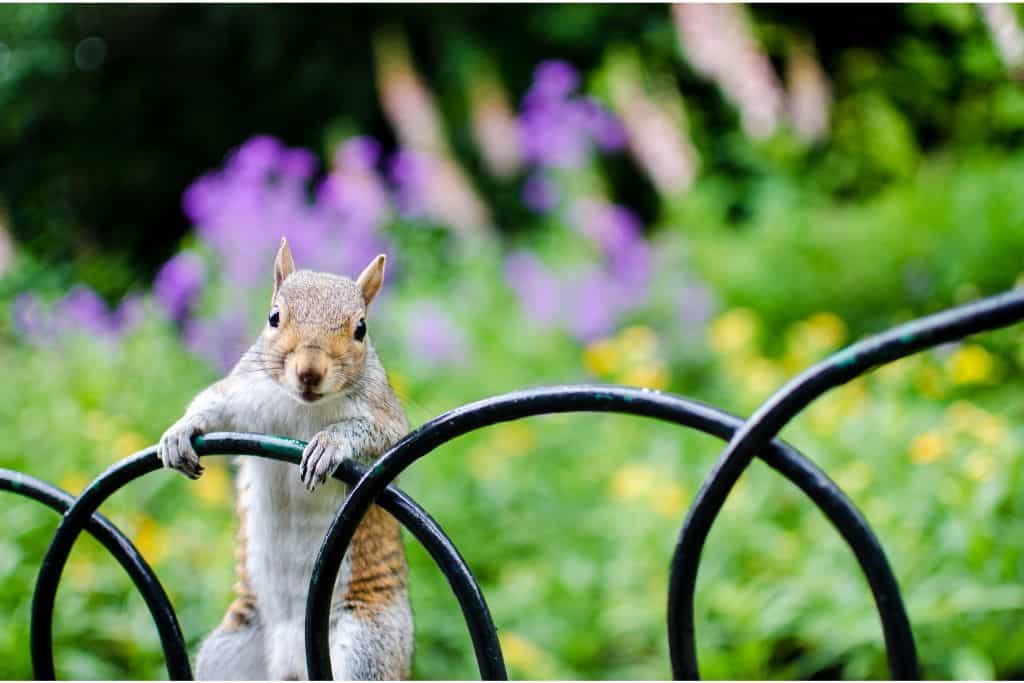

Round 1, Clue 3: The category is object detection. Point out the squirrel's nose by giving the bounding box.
[297,368,322,388]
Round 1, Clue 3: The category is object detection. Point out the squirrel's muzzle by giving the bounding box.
[297,368,322,388]
[291,346,330,391]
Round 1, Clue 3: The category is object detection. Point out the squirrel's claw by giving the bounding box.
[298,439,323,490]
[299,433,346,492]
[158,421,204,480]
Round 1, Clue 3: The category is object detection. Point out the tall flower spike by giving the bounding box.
[375,29,493,235]
[468,64,523,179]
[786,38,832,143]
[603,47,698,196]
[672,3,785,139]
[0,213,12,277]
[980,3,1024,81]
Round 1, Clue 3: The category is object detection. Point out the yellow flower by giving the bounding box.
[585,326,670,388]
[947,344,997,385]
[59,472,89,495]
[972,415,1008,447]
[492,422,535,458]
[909,431,948,464]
[803,312,848,349]
[947,400,984,432]
[608,464,658,501]
[621,361,670,390]
[132,514,169,565]
[912,363,946,399]
[113,430,148,457]
[947,401,1008,445]
[708,308,759,356]
[729,355,785,402]
[965,450,995,482]
[195,463,232,506]
[498,632,558,679]
[618,325,659,360]
[650,481,687,519]
[467,422,537,479]
[582,338,620,377]
[876,356,914,385]
[782,312,848,371]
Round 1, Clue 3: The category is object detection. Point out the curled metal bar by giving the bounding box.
[305,385,913,680]
[30,434,505,681]
[1,469,192,680]
[668,289,1024,680]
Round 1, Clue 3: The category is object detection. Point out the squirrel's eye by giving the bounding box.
[268,310,280,328]
[354,318,366,342]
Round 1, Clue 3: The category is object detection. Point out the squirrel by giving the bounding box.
[158,238,413,680]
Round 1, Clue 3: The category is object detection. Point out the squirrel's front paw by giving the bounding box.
[299,431,350,492]
[158,418,205,480]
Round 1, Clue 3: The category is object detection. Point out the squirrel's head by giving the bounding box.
[260,237,386,404]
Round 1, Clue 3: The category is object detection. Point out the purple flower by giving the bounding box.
[227,135,283,180]
[279,148,318,181]
[518,99,591,169]
[404,301,470,365]
[388,149,432,218]
[579,98,627,151]
[154,252,206,323]
[574,201,643,254]
[610,239,652,302]
[528,60,579,102]
[678,280,715,330]
[335,136,382,170]
[12,292,53,345]
[504,250,562,327]
[320,138,393,236]
[183,312,250,373]
[13,288,146,347]
[517,60,626,169]
[112,293,146,334]
[56,286,115,335]
[522,173,559,213]
[507,199,656,341]
[567,267,621,342]
[181,173,219,225]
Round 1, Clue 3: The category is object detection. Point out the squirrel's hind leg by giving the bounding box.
[329,599,414,680]
[195,611,268,680]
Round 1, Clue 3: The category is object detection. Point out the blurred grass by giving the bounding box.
[2,170,1024,678]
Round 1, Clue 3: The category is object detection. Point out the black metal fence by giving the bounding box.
[5,288,1024,680]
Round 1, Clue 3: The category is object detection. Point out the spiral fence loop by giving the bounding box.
[3,289,1021,680]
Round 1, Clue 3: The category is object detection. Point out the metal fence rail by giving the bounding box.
[4,288,1023,680]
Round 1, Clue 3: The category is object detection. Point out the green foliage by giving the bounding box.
[2,236,1024,678]
[674,153,1024,340]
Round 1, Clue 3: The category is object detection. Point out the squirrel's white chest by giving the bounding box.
[231,378,355,624]
[238,458,349,619]
[230,377,357,440]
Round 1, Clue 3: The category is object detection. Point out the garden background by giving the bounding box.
[3,3,1024,679]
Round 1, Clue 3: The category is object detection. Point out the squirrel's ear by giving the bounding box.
[273,237,295,300]
[356,254,386,308]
